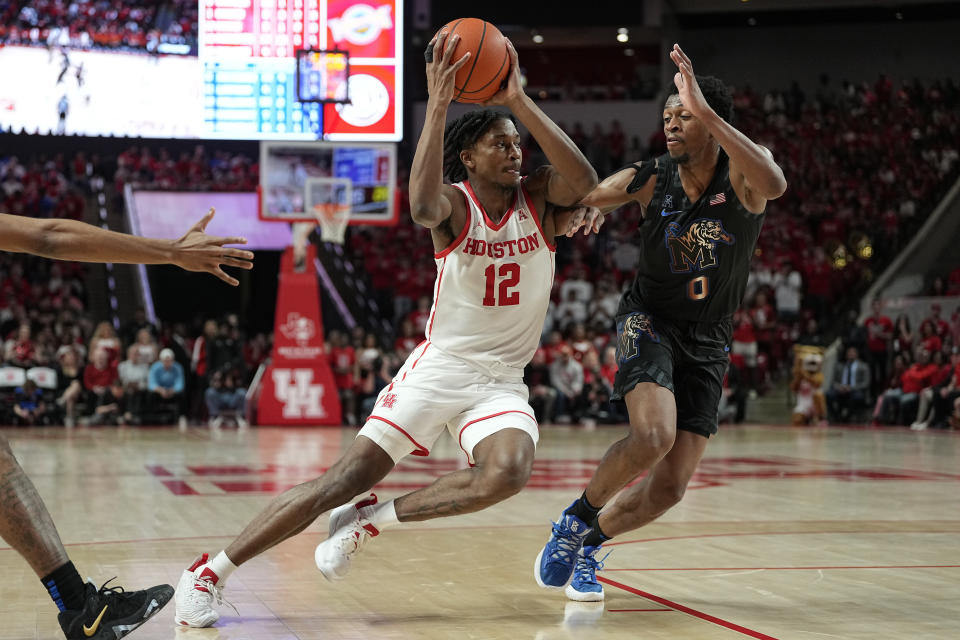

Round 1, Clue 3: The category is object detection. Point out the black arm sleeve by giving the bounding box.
[621,160,657,194]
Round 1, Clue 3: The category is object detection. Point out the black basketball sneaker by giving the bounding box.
[58,578,173,640]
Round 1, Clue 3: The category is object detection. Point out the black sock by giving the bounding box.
[565,492,603,523]
[583,519,611,548]
[42,561,86,612]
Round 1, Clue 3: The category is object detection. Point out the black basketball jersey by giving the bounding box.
[618,150,764,323]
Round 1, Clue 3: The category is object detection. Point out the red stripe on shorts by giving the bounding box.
[457,410,538,462]
[367,415,430,457]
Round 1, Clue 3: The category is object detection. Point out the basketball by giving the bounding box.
[437,18,510,104]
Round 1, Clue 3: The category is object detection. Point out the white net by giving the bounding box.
[313,202,351,244]
[304,177,352,245]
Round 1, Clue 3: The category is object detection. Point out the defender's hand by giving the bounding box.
[564,206,605,237]
[171,208,255,286]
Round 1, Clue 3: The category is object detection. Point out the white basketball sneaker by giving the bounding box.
[315,493,380,581]
[174,553,225,628]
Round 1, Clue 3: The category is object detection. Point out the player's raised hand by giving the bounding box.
[171,208,254,286]
[424,30,471,104]
[563,206,605,237]
[669,44,712,118]
[481,39,524,108]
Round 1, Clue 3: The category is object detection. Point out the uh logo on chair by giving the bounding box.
[258,244,342,425]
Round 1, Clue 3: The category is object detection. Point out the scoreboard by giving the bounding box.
[200,0,402,140]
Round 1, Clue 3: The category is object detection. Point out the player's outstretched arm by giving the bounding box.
[409,30,472,229]
[483,40,597,206]
[669,44,786,213]
[0,208,253,286]
[560,161,658,236]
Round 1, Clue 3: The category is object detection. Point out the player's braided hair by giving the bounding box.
[443,109,516,183]
[670,75,734,124]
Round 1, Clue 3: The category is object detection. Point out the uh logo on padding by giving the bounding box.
[271,368,326,419]
[258,244,342,425]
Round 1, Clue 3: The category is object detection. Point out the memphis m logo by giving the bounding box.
[664,219,734,273]
[272,369,326,418]
[617,312,660,364]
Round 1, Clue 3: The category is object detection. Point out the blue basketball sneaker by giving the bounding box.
[534,502,592,589]
[565,545,610,602]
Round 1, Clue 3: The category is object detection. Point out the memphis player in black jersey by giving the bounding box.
[535,44,787,601]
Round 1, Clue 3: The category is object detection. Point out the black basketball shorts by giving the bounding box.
[612,310,731,438]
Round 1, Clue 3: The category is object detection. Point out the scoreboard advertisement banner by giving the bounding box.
[200,0,402,140]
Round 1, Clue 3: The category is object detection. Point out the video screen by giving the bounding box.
[0,0,402,141]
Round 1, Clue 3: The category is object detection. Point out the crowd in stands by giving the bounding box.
[825,299,960,430]
[113,145,258,193]
[0,0,197,54]
[2,300,272,428]
[2,153,89,220]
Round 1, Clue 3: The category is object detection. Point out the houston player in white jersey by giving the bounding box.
[173,31,597,627]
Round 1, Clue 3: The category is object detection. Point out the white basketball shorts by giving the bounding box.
[358,341,539,465]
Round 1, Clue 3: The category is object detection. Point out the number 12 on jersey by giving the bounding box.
[483,263,520,306]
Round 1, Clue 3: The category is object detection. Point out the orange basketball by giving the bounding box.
[436,18,510,104]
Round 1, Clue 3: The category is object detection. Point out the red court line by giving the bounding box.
[603,565,960,571]
[599,576,780,640]
[608,608,672,612]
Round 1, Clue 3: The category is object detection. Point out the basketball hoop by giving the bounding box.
[313,202,351,245]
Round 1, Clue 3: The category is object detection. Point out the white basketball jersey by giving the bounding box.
[425,180,556,376]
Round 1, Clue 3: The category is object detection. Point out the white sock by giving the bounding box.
[205,551,238,585]
[359,499,399,531]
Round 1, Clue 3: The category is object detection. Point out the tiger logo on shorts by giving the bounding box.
[664,219,735,273]
[617,312,660,364]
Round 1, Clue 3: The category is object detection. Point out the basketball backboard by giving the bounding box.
[258,140,397,225]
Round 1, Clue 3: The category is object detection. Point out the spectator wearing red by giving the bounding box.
[394,318,420,359]
[326,331,357,426]
[567,323,597,364]
[406,295,432,336]
[191,319,219,379]
[542,330,568,365]
[901,351,939,395]
[599,345,618,389]
[83,347,118,406]
[918,320,942,355]
[947,267,960,295]
[732,308,759,391]
[930,350,954,387]
[863,299,893,395]
[924,303,950,338]
[877,348,937,425]
[4,322,35,367]
[749,291,777,369]
[88,321,121,366]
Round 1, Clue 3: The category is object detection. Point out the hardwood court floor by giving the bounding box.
[2,423,958,640]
